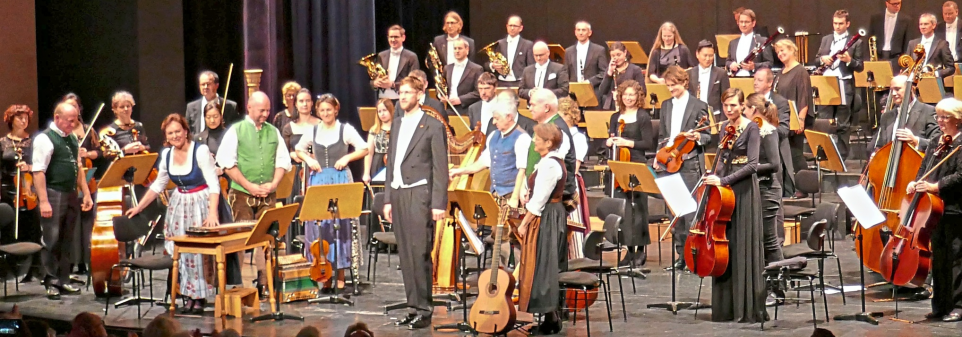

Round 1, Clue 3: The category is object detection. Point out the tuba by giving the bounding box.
[358,53,388,84]
[480,41,510,76]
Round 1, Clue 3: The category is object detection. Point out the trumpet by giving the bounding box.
[358,53,387,83]
[480,41,510,76]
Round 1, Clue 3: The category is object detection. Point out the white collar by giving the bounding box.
[763,91,773,101]
[390,46,403,55]
[950,18,959,27]
[886,9,898,17]
[403,107,423,120]
[578,40,590,48]
[698,64,712,72]
[741,32,754,39]
[672,91,690,104]
[535,61,549,69]
[244,116,265,130]
[922,34,935,44]
[833,31,849,40]
[507,35,519,43]
[454,58,468,67]
[447,34,460,41]
[499,122,519,137]
[48,122,67,137]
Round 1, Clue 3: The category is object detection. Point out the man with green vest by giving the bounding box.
[525,89,576,203]
[32,102,94,300]
[216,91,292,292]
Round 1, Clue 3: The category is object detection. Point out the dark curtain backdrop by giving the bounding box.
[183,0,245,114]
[374,0,470,74]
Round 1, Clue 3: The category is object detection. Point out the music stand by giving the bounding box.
[715,34,740,59]
[547,44,565,63]
[275,169,296,200]
[247,203,302,322]
[569,82,599,108]
[954,76,962,98]
[607,41,649,65]
[451,116,473,137]
[916,78,945,104]
[607,161,658,282]
[358,107,377,132]
[834,186,886,325]
[299,182,364,305]
[583,111,616,139]
[728,78,755,96]
[642,84,672,119]
[856,62,894,129]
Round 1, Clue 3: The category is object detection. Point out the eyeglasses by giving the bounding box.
[936,115,954,120]
[887,1,902,6]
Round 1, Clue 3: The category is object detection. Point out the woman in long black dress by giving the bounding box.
[519,123,568,335]
[282,89,320,200]
[745,93,784,264]
[362,98,394,184]
[0,105,41,279]
[596,42,647,111]
[704,88,766,323]
[646,22,696,85]
[907,98,962,321]
[773,39,812,197]
[605,80,654,267]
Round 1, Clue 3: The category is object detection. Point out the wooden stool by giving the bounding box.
[216,287,259,318]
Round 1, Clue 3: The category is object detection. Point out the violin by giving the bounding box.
[683,124,736,278]
[132,129,158,187]
[13,146,37,211]
[609,119,632,192]
[879,135,957,287]
[655,116,717,173]
[309,239,333,283]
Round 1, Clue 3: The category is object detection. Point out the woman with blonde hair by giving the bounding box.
[773,38,812,197]
[273,81,302,129]
[363,98,394,184]
[102,91,150,158]
[647,22,696,84]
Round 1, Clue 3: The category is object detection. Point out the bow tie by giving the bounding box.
[447,37,458,41]
[391,51,401,56]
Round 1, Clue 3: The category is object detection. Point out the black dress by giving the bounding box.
[75,125,103,267]
[757,123,784,263]
[596,64,647,110]
[647,44,696,81]
[918,134,962,315]
[272,109,297,131]
[370,129,389,176]
[519,156,568,315]
[0,135,41,276]
[775,65,812,175]
[711,121,766,323]
[607,110,654,248]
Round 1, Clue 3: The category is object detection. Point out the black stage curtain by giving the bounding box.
[374,0,470,72]
[183,0,245,113]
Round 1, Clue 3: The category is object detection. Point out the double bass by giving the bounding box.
[860,45,927,273]
[879,135,957,287]
[683,124,736,278]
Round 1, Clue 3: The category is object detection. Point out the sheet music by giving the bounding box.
[837,185,885,229]
[457,210,485,256]
[654,173,697,217]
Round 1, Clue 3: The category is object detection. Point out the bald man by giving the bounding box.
[216,91,292,293]
[519,42,569,100]
[564,21,608,90]
[869,75,940,153]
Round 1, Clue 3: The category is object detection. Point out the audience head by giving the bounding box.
[295,326,321,337]
[344,322,374,337]
[68,312,107,337]
[142,315,182,337]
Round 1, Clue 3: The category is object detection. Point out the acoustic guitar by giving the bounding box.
[469,197,517,335]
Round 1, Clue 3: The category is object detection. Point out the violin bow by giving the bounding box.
[79,103,106,147]
[221,63,234,117]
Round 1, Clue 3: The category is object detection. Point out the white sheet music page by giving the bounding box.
[655,173,697,217]
[837,185,885,229]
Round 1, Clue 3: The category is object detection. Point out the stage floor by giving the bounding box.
[2,237,961,336]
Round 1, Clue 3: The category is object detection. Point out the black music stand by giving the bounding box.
[608,161,658,285]
[247,203,303,322]
[650,174,704,314]
[302,182,365,306]
[834,186,885,325]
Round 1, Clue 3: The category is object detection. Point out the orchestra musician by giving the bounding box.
[433,11,475,64]
[0,105,41,279]
[186,70,240,134]
[195,101,229,166]
[490,15,535,87]
[215,91,292,295]
[647,22,696,85]
[271,81,301,130]
[383,76,448,330]
[438,38,483,115]
[406,70,447,122]
[526,90,577,211]
[282,88,320,199]
[868,0,910,64]
[773,39,813,198]
[606,80,654,267]
[295,94,369,291]
[687,40,730,115]
[564,21,609,90]
[62,94,102,277]
[653,65,712,269]
[518,41,570,100]
[491,89,537,135]
[559,97,588,172]
[705,88,766,323]
[467,73,498,134]
[597,42,646,111]
[726,9,774,77]
[937,1,962,61]
[907,13,956,78]
[815,9,865,160]
[362,98,394,185]
[907,98,962,322]
[744,93,785,263]
[103,91,151,157]
[753,68,795,197]
[31,102,93,300]
[517,123,568,335]
[373,25,420,100]
[126,114,226,315]
[869,75,941,153]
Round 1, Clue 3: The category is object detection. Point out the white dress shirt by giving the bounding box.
[535,61,548,88]
[522,151,564,216]
[504,35,520,81]
[446,34,460,65]
[480,100,495,132]
[216,116,292,171]
[449,58,467,100]
[668,92,691,146]
[949,18,959,60]
[149,141,220,195]
[477,124,531,168]
[391,109,428,189]
[32,122,71,172]
[824,32,849,78]
[570,126,588,162]
[697,65,712,103]
[576,41,590,82]
[735,33,754,77]
[295,121,367,153]
[921,35,935,66]
[883,9,898,51]
[381,47,403,99]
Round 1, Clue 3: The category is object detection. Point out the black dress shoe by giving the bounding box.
[942,311,962,322]
[406,314,432,329]
[665,258,687,272]
[394,313,417,326]
[46,287,61,300]
[926,311,946,320]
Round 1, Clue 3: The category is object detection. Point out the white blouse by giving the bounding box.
[570,126,588,162]
[295,121,367,153]
[523,151,564,216]
[149,141,220,195]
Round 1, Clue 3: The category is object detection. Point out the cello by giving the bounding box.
[683,124,736,278]
[879,135,957,287]
[860,45,927,273]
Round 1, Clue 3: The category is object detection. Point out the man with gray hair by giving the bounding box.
[869,75,940,153]
[564,21,608,90]
[485,90,536,136]
[519,41,569,100]
[526,89,576,209]
[907,13,956,78]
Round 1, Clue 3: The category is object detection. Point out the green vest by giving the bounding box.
[43,128,79,193]
[525,114,562,176]
[230,120,279,194]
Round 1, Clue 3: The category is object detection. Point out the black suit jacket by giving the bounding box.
[443,61,484,112]
[564,42,609,89]
[491,36,535,79]
[725,34,774,76]
[935,21,962,61]
[434,35,476,64]
[868,12,911,57]
[377,48,420,89]
[186,97,240,135]
[518,61,570,99]
[870,101,940,153]
[906,37,956,78]
[658,96,712,158]
[814,34,866,78]
[384,110,449,210]
[686,66,730,113]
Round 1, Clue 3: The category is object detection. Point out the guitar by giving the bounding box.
[469,197,517,335]
[310,239,333,284]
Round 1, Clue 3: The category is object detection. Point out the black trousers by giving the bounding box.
[759,178,784,264]
[390,185,435,316]
[931,213,962,314]
[821,79,857,159]
[40,188,80,286]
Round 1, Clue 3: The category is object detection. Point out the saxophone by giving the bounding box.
[480,41,510,76]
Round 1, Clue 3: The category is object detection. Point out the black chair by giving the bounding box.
[559,270,609,337]
[646,120,661,160]
[366,192,397,284]
[567,215,626,322]
[783,170,820,232]
[783,203,846,306]
[105,215,173,318]
[764,255,824,328]
[0,204,42,297]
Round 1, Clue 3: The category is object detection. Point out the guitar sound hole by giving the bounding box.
[486,284,498,295]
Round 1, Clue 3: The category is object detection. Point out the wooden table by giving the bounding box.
[168,232,274,317]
